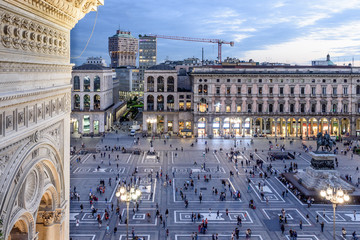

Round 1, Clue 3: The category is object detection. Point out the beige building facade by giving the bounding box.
[71,63,126,135]
[142,67,193,136]
[0,0,103,239]
[143,65,360,138]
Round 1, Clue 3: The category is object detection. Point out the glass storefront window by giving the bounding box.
[83,115,90,133]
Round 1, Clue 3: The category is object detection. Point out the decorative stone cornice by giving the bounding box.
[4,0,104,29]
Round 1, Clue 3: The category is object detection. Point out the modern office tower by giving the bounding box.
[109,30,138,68]
[139,35,157,89]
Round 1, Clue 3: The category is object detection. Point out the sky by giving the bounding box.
[70,0,360,66]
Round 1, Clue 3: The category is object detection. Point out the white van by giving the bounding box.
[130,129,136,136]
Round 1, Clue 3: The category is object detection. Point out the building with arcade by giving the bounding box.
[143,64,360,138]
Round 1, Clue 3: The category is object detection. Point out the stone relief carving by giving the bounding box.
[18,112,24,125]
[5,115,13,129]
[0,9,68,57]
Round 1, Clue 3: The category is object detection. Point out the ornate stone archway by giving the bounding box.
[0,0,103,239]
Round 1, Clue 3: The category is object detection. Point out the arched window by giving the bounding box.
[157,76,164,92]
[198,85,203,94]
[203,84,208,95]
[73,76,80,91]
[311,104,316,113]
[84,76,91,92]
[247,104,252,113]
[94,76,100,92]
[322,104,327,113]
[157,95,164,110]
[268,104,273,113]
[199,98,208,113]
[290,104,294,113]
[84,95,90,109]
[94,95,100,110]
[279,104,284,112]
[147,76,154,92]
[74,94,80,109]
[147,95,154,110]
[357,85,360,95]
[167,76,174,92]
[167,95,175,110]
[343,104,348,113]
[332,104,337,113]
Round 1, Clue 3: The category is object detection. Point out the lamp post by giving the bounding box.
[116,185,142,240]
[320,186,350,240]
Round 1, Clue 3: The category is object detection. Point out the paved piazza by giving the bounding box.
[70,134,360,239]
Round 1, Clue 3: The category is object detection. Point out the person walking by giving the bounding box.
[281,224,285,234]
[320,222,324,232]
[299,220,302,230]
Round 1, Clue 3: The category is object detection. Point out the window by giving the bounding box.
[332,104,337,112]
[258,104,263,112]
[248,87,252,94]
[290,87,294,95]
[322,87,326,95]
[290,104,294,112]
[157,76,164,92]
[84,95,90,109]
[84,76,90,92]
[269,79,273,83]
[247,104,252,113]
[343,86,348,95]
[237,79,241,83]
[179,102,184,110]
[311,87,316,95]
[269,87,273,95]
[259,79,262,83]
[322,79,326,83]
[215,103,220,112]
[203,85,208,95]
[268,104,273,113]
[311,104,316,113]
[343,104,348,113]
[186,102,191,110]
[236,105,241,112]
[216,87,220,95]
[279,87,284,95]
[73,76,80,91]
[74,94,80,109]
[179,95,184,99]
[333,79,337,83]
[167,76,175,92]
[186,95,191,99]
[358,103,360,113]
[237,87,241,94]
[344,79,348,83]
[258,87,262,95]
[333,87,337,95]
[226,87,231,95]
[322,104,326,113]
[227,79,231,83]
[226,105,231,112]
[216,79,220,83]
[312,79,316,83]
[199,79,202,82]
[94,76,100,92]
[357,86,360,95]
[279,104,284,112]
[300,87,305,95]
[300,104,305,113]
[198,85,203,94]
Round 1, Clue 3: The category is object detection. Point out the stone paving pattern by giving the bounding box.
[69,132,360,240]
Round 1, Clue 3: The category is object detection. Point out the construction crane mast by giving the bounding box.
[147,34,234,63]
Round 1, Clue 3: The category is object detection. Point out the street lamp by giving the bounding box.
[320,186,350,240]
[116,185,142,240]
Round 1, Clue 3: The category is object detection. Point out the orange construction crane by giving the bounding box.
[147,34,234,63]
